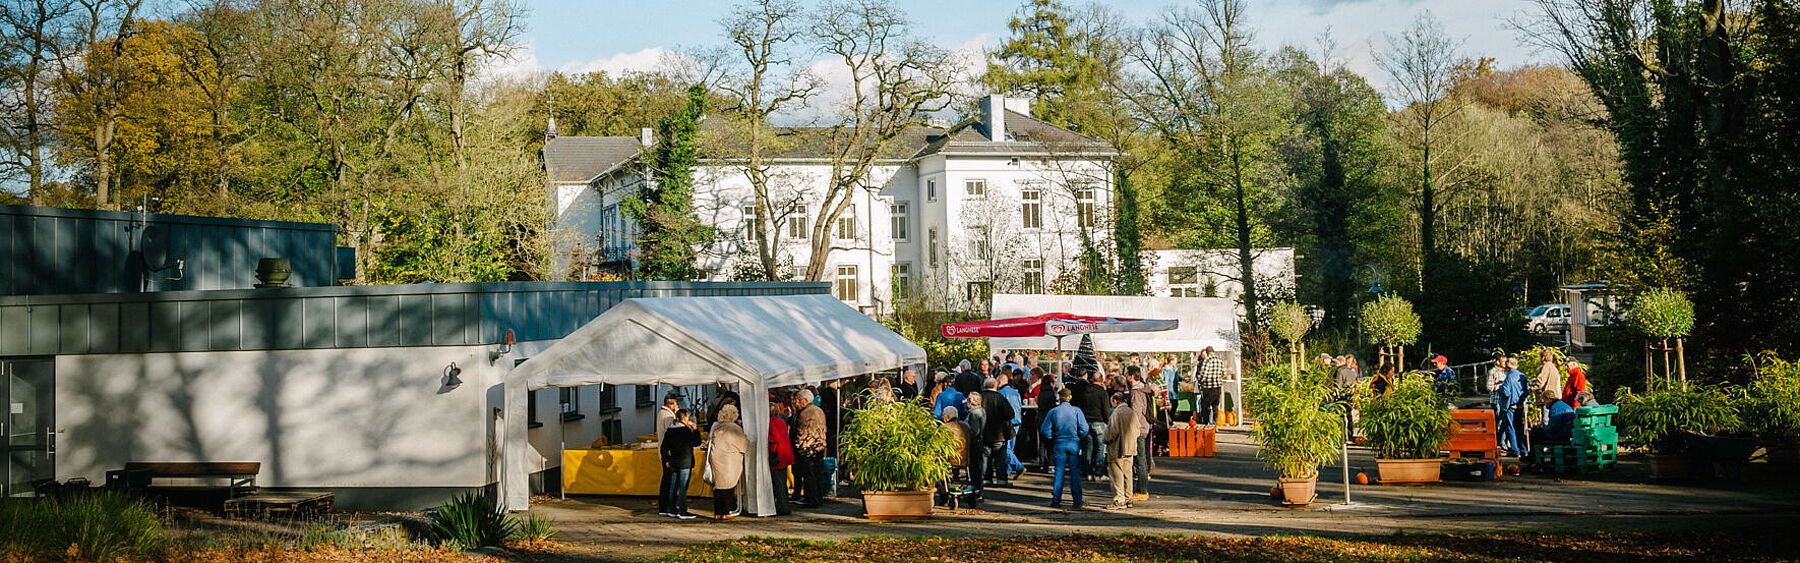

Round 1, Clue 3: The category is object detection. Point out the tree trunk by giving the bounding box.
[1420,136,1435,271]
[1676,337,1687,390]
[1232,142,1261,332]
[93,112,117,210]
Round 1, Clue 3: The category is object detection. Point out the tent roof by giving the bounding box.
[507,294,926,390]
[984,294,1240,353]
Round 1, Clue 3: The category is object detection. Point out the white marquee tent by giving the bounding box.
[499,294,926,513]
[985,294,1244,423]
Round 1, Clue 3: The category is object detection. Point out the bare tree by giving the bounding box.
[803,0,958,281]
[1377,11,1468,267]
[51,0,141,210]
[711,0,819,280]
[0,0,74,203]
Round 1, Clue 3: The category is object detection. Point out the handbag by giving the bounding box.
[702,461,715,485]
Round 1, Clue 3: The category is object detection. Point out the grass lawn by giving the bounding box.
[652,529,1800,563]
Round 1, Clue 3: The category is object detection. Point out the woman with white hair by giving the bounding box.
[707,404,749,520]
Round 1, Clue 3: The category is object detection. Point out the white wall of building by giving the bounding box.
[1144,248,1298,309]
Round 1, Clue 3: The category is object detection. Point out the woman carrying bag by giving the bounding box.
[707,404,750,520]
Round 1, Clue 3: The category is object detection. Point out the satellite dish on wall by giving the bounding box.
[142,225,169,271]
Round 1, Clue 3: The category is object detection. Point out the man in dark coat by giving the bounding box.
[658,409,701,519]
[979,378,1016,486]
[1071,370,1110,477]
[955,359,984,395]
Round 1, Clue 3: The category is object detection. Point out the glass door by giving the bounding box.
[4,359,54,498]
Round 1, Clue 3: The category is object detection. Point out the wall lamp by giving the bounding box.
[443,362,463,390]
[489,329,516,364]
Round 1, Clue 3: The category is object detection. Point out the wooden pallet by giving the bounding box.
[1168,427,1216,457]
[224,491,335,520]
[1445,410,1499,452]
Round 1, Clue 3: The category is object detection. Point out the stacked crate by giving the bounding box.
[1532,404,1619,474]
[1168,427,1216,456]
[1444,409,1500,462]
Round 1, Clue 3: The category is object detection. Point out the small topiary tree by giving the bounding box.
[1269,301,1312,376]
[1361,294,1422,370]
[1631,287,1695,389]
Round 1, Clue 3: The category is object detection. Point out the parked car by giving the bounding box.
[1526,304,1572,333]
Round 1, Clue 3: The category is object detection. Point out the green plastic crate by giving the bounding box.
[1572,425,1619,447]
[1575,404,1618,429]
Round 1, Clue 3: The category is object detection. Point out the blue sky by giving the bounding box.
[508,0,1553,91]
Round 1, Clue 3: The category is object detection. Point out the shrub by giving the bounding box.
[1616,384,1740,454]
[1631,287,1695,339]
[430,492,518,549]
[0,489,166,561]
[518,514,558,542]
[1743,352,1800,446]
[1360,376,1453,459]
[1361,294,1422,349]
[1245,365,1345,479]
[839,395,959,492]
[1269,301,1312,347]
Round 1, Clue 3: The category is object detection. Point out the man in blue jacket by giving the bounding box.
[1040,388,1090,509]
[1497,356,1528,456]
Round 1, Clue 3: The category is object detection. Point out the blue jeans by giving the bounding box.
[1084,422,1108,476]
[1006,425,1023,475]
[658,467,691,514]
[1050,445,1083,505]
[1497,406,1523,455]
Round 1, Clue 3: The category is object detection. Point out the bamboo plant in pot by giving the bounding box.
[1743,352,1800,464]
[838,393,959,519]
[1246,366,1345,506]
[1361,375,1453,484]
[1617,383,1739,480]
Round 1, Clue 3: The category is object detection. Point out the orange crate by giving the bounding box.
[1446,409,1498,452]
[1168,427,1215,457]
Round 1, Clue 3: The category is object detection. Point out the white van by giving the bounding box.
[1526,304,1572,333]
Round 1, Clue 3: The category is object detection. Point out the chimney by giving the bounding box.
[1006,97,1032,117]
[544,94,558,141]
[982,94,1006,142]
[640,127,654,146]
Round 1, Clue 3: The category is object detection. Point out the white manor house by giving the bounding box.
[542,95,1120,314]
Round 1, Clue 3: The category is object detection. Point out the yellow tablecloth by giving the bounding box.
[562,447,795,496]
[563,447,713,496]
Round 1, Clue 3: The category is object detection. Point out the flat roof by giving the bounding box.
[1,203,337,232]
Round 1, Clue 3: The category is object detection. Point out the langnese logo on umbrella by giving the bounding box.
[1048,321,1101,336]
[944,324,986,337]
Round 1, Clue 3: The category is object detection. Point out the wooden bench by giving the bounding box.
[224,491,335,520]
[111,462,261,499]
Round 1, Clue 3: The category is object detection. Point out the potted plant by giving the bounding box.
[1632,287,1696,389]
[838,393,959,519]
[1361,375,1453,484]
[1270,301,1313,376]
[1617,383,1739,479]
[1245,366,1345,506]
[1361,295,1422,369]
[1743,352,1800,464]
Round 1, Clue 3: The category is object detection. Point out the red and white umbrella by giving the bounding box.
[940,313,1178,339]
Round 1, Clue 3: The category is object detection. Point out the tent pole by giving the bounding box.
[559,389,568,501]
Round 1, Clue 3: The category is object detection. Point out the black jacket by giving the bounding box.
[955,369,984,395]
[979,390,1015,445]
[1071,381,1109,423]
[660,426,701,469]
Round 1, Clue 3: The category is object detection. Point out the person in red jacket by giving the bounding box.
[1562,358,1591,408]
[768,402,796,516]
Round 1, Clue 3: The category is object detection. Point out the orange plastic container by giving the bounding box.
[1168,427,1216,457]
[1446,409,1498,453]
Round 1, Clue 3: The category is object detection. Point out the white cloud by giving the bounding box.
[475,40,548,85]
[559,47,672,77]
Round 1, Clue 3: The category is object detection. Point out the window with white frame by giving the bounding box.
[967,227,988,260]
[965,179,987,197]
[927,179,937,202]
[834,204,857,240]
[1077,186,1097,228]
[892,262,913,298]
[559,387,582,421]
[928,228,939,267]
[1021,188,1042,229]
[1169,266,1200,297]
[890,203,909,241]
[787,205,809,239]
[741,206,757,242]
[835,265,859,302]
[1023,259,1044,293]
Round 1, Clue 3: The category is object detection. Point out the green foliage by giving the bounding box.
[1742,352,1800,445]
[0,490,167,560]
[1245,365,1345,478]
[1360,294,1422,348]
[1268,301,1312,346]
[839,395,960,492]
[1417,253,1533,363]
[1631,287,1695,339]
[430,492,518,549]
[1616,384,1741,454]
[518,514,558,542]
[1360,376,1452,459]
[883,314,987,370]
[628,83,714,281]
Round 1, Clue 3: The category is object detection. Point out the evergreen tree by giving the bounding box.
[626,83,713,280]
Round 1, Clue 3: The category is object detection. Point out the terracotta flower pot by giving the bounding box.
[861,490,933,520]
[1647,452,1690,480]
[1277,474,1317,506]
[1376,458,1443,484]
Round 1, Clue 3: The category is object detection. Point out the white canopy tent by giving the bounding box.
[499,294,926,513]
[985,294,1245,423]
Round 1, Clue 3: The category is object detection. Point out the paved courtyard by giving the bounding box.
[525,428,1800,560]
